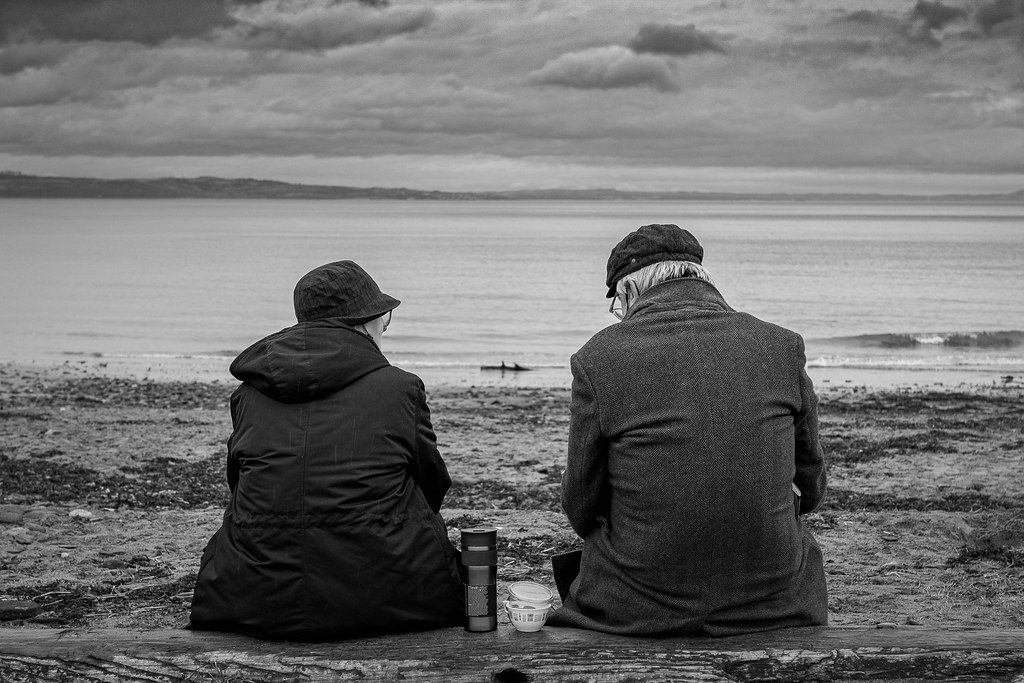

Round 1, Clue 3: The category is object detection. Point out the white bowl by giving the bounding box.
[504,600,550,632]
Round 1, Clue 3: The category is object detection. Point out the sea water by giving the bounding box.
[1,199,1022,387]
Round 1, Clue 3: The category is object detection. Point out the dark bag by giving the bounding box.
[551,549,583,602]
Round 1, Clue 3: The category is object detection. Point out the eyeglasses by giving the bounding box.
[609,296,624,320]
[382,310,392,332]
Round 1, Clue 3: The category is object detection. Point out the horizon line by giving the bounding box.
[2,170,1022,201]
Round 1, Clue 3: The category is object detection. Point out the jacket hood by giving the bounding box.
[230,319,389,403]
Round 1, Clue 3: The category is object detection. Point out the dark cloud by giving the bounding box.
[910,1,967,30]
[0,0,429,54]
[899,1,971,46]
[841,1,1019,49]
[233,4,434,51]
[839,10,888,25]
[833,1,1018,49]
[627,23,724,56]
[0,0,234,46]
[833,8,946,49]
[529,46,679,92]
[974,0,1024,35]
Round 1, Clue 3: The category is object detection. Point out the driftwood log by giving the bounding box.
[1,625,1022,682]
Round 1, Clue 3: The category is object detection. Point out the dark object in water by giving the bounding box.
[480,361,531,372]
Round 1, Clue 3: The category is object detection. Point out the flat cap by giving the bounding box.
[605,224,703,297]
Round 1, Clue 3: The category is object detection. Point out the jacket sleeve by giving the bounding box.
[410,378,451,514]
[793,338,826,513]
[562,354,610,537]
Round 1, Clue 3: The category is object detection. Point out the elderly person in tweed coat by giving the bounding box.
[547,224,828,636]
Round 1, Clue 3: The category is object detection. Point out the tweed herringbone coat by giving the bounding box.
[547,278,827,636]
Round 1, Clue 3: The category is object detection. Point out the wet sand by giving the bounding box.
[1,362,1022,631]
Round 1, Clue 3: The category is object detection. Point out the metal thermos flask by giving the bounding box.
[460,527,497,632]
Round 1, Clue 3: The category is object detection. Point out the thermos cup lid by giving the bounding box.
[460,528,497,547]
[508,581,553,605]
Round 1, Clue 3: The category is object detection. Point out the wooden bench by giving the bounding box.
[2,625,1022,681]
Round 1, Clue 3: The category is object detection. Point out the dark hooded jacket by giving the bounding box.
[190,319,464,641]
[547,278,827,636]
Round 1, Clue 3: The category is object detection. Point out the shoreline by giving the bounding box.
[4,356,1019,393]
[1,362,1022,632]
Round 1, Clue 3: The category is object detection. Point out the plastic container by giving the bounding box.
[507,581,553,608]
[504,600,550,632]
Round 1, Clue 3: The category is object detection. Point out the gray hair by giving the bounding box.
[616,260,714,299]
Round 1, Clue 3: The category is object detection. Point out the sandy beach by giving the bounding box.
[1,361,1022,633]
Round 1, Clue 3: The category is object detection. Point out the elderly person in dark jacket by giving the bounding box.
[190,261,463,641]
[547,224,827,637]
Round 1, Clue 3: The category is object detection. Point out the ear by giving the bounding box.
[622,280,639,301]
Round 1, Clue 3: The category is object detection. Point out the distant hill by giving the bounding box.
[2,171,1022,202]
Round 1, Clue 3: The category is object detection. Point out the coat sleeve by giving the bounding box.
[410,378,451,514]
[793,338,826,513]
[562,354,610,537]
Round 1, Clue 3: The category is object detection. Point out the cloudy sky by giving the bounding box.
[1,0,1022,193]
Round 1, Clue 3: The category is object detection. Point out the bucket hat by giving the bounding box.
[605,224,703,297]
[293,260,400,325]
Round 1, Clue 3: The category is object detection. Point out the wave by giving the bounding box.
[808,354,1023,369]
[819,330,1024,349]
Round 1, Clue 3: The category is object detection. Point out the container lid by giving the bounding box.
[460,527,497,548]
[508,581,553,604]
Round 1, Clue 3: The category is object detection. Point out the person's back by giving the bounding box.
[548,225,827,636]
[190,262,463,640]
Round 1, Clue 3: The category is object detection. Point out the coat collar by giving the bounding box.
[624,278,733,320]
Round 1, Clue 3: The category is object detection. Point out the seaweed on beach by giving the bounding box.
[118,456,227,508]
[0,453,115,504]
[0,409,49,421]
[946,546,1022,568]
[819,390,1021,416]
[823,432,949,464]
[0,453,227,509]
[7,575,196,626]
[0,450,566,513]
[500,534,580,569]
[446,480,562,512]
[5,582,98,625]
[823,488,1019,512]
[1,375,232,411]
